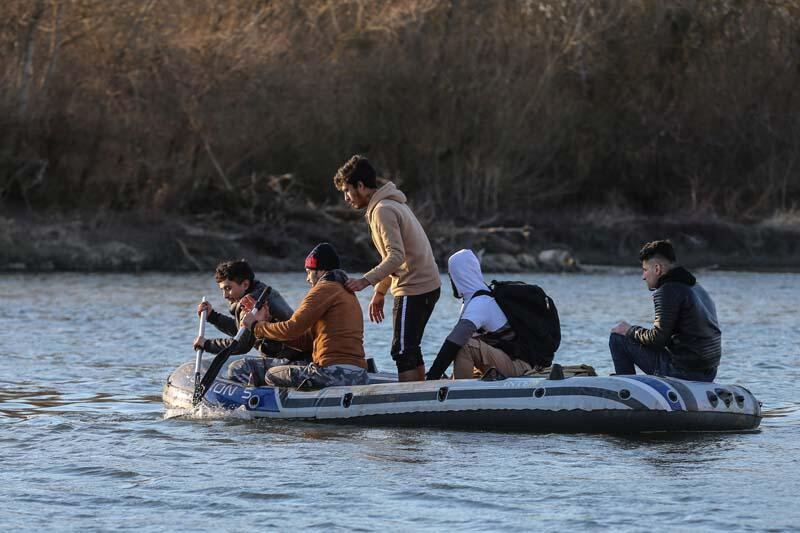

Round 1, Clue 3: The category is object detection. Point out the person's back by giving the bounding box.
[426,249,534,380]
[364,182,440,297]
[283,269,366,369]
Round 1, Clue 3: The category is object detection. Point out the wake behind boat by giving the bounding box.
[163,357,762,433]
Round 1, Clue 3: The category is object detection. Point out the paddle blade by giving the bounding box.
[192,342,237,406]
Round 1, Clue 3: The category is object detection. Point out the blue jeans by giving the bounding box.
[227,356,303,386]
[609,333,717,382]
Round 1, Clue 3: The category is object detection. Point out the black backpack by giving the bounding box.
[474,280,561,367]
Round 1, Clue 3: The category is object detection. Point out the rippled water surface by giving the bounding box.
[1,271,798,531]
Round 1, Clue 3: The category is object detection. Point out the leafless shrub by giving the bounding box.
[0,0,798,221]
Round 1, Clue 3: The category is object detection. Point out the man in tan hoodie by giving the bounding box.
[242,243,369,388]
[334,155,441,382]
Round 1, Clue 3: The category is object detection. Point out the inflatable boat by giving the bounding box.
[163,358,762,433]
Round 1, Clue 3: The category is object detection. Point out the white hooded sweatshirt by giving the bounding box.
[448,249,510,339]
[426,249,516,379]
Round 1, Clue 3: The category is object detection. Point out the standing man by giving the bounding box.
[333,155,441,382]
[609,240,721,382]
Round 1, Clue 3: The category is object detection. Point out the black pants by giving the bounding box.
[391,288,440,372]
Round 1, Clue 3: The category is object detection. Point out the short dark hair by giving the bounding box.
[214,259,254,284]
[639,240,676,263]
[333,155,377,190]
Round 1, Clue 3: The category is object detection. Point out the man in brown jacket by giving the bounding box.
[242,243,369,388]
[334,155,441,382]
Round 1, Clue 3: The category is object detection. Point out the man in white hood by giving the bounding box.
[334,155,441,382]
[426,249,533,380]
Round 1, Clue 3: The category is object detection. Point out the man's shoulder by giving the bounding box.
[654,280,693,300]
[309,279,344,295]
[246,279,269,299]
[373,199,404,215]
[305,280,353,308]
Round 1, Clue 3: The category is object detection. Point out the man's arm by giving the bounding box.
[363,206,406,287]
[253,284,331,342]
[198,302,258,355]
[202,336,252,355]
[374,277,391,296]
[283,331,315,354]
[207,309,238,337]
[426,319,478,380]
[627,286,682,347]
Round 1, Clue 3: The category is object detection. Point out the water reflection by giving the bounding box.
[2,272,800,531]
[0,385,162,419]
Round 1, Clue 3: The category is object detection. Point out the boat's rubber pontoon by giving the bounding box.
[163,358,761,433]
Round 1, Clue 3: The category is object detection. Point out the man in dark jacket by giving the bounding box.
[609,240,721,382]
[192,259,307,384]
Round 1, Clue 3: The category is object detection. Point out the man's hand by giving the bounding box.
[197,300,213,318]
[345,277,371,293]
[611,321,632,335]
[193,336,205,351]
[242,301,270,328]
[240,294,255,313]
[369,291,386,323]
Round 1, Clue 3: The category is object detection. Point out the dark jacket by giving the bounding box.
[204,279,294,356]
[627,267,721,370]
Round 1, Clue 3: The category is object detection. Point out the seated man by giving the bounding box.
[242,243,369,388]
[426,249,533,380]
[610,240,721,382]
[192,259,307,385]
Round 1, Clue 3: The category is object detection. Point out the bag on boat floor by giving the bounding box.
[475,280,561,368]
[523,364,597,378]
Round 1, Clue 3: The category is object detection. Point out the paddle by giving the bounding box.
[192,286,271,406]
[193,296,208,392]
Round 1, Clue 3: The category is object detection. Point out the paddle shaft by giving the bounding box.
[193,297,208,390]
[192,286,272,406]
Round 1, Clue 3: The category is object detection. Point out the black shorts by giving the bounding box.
[391,288,440,372]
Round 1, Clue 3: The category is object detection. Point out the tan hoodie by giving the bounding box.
[363,182,441,296]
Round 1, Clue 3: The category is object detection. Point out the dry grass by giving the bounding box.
[1,0,799,222]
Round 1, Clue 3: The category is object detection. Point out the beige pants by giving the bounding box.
[453,338,532,379]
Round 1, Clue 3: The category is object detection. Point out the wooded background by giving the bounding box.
[3,0,799,225]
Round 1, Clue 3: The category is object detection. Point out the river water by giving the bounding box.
[1,270,798,531]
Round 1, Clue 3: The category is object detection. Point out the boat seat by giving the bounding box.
[523,364,597,378]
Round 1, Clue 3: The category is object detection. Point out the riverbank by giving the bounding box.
[2,209,799,273]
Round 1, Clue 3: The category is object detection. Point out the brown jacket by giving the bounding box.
[253,272,366,369]
[363,182,441,296]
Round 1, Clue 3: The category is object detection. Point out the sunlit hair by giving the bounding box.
[214,259,254,284]
[639,240,676,263]
[333,154,377,190]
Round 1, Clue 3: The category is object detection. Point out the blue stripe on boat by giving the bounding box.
[624,376,683,411]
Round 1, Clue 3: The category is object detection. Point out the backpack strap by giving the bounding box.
[473,289,493,298]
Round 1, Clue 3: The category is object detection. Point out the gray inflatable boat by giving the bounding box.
[163,357,761,433]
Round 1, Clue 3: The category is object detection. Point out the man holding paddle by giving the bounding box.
[193,259,308,385]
